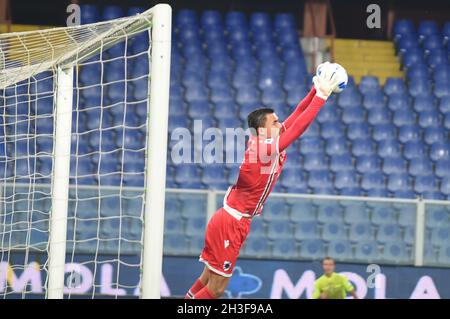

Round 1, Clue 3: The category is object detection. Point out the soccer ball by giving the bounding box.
[316,62,348,93]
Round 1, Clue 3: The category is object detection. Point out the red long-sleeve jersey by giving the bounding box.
[224,88,326,217]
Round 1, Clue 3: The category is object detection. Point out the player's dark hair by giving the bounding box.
[247,108,274,136]
[322,256,335,264]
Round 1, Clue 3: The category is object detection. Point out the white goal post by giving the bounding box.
[0,4,171,299]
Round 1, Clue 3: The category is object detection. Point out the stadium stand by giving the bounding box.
[7,4,448,266]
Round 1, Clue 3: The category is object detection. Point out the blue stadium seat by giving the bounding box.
[337,90,362,107]
[367,107,391,125]
[164,234,189,255]
[393,19,415,37]
[262,200,289,221]
[441,177,450,198]
[349,222,374,242]
[322,222,347,240]
[341,106,366,125]
[363,92,386,110]
[413,95,435,113]
[347,123,370,140]
[327,240,353,260]
[329,154,353,172]
[299,239,325,259]
[414,175,438,193]
[398,125,421,144]
[361,172,385,191]
[360,76,381,94]
[308,170,333,189]
[382,157,408,175]
[419,109,441,128]
[165,218,184,234]
[342,202,369,223]
[373,123,397,142]
[430,142,450,161]
[289,202,316,223]
[423,35,444,52]
[402,48,425,68]
[381,242,410,263]
[242,236,270,258]
[437,245,450,265]
[294,221,320,240]
[418,20,439,38]
[376,224,402,243]
[378,140,402,158]
[403,140,428,160]
[439,96,450,114]
[272,239,299,259]
[387,93,410,111]
[406,64,429,80]
[426,207,450,228]
[409,158,433,177]
[267,220,292,239]
[334,171,358,190]
[352,138,376,156]
[80,4,100,24]
[325,137,348,155]
[372,206,397,225]
[354,241,379,262]
[409,79,432,97]
[250,218,266,237]
[384,78,407,96]
[355,154,381,173]
[430,226,450,247]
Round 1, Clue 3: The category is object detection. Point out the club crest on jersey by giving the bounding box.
[224,240,230,248]
[223,261,232,271]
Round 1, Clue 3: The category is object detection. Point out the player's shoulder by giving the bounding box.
[333,273,348,282]
[314,274,327,284]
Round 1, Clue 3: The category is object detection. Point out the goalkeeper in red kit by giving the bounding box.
[185,67,340,299]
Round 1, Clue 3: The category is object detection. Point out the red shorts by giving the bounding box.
[199,208,251,277]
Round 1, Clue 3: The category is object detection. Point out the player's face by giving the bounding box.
[260,113,282,138]
[322,260,335,275]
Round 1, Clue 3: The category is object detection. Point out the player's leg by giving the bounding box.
[185,266,210,299]
[194,270,230,299]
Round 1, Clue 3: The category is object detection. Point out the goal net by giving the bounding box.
[0,4,171,298]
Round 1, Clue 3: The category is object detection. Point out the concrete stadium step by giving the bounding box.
[332,38,404,85]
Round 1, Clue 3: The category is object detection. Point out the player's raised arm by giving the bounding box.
[277,75,337,152]
[282,87,317,130]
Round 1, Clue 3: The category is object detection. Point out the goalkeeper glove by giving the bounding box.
[313,61,340,100]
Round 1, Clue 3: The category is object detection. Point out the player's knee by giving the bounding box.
[210,286,226,298]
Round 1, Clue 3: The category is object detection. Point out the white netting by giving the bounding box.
[0,9,156,298]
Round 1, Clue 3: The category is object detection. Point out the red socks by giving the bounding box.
[185,279,205,299]
[193,286,217,299]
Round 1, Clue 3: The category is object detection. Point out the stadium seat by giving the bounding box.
[376,224,402,243]
[322,222,347,240]
[272,239,299,259]
[414,175,438,193]
[355,154,381,173]
[384,78,407,96]
[437,245,450,265]
[381,242,410,263]
[267,220,292,239]
[373,123,397,142]
[327,240,353,261]
[409,158,433,177]
[426,207,450,228]
[262,200,289,221]
[242,236,270,258]
[354,241,379,262]
[299,239,325,259]
[398,125,421,143]
[294,221,320,240]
